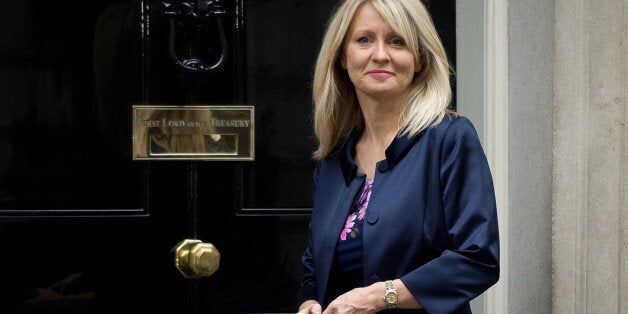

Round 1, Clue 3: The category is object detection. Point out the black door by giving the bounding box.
[0,1,454,313]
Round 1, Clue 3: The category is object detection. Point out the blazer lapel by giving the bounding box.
[317,175,364,303]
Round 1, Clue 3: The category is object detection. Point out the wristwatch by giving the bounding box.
[384,280,398,309]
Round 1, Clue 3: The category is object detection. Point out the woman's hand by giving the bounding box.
[322,286,382,314]
[297,300,322,314]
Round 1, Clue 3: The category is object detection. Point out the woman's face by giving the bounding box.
[341,3,417,101]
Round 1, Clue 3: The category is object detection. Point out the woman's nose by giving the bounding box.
[371,41,390,63]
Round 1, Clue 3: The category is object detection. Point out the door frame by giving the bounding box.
[456,0,509,313]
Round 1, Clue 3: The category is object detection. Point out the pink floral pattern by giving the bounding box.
[340,214,357,241]
[339,179,374,241]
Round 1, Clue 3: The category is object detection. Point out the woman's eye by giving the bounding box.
[357,37,371,44]
[390,38,405,46]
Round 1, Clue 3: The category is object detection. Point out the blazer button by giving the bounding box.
[366,212,379,224]
[368,275,382,284]
[378,161,388,172]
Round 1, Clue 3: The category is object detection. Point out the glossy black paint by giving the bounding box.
[0,0,455,313]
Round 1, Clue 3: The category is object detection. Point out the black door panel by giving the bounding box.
[0,0,454,313]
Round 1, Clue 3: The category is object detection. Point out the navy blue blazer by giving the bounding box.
[299,116,500,313]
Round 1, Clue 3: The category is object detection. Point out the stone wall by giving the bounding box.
[552,0,627,312]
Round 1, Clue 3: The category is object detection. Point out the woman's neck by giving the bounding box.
[357,95,402,149]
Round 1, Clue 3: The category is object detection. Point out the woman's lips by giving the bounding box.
[367,70,393,78]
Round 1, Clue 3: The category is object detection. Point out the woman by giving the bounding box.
[297,0,499,313]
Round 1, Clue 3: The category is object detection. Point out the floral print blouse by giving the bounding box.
[334,179,374,275]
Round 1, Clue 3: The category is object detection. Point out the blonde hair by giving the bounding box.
[312,0,452,160]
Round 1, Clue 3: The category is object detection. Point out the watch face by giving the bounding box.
[385,292,398,303]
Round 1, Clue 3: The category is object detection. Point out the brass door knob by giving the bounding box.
[174,239,220,278]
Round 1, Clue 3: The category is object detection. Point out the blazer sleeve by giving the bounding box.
[297,163,321,305]
[401,118,500,313]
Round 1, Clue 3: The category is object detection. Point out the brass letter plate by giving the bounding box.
[132,105,254,160]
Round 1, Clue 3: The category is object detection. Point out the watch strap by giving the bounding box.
[384,280,397,309]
